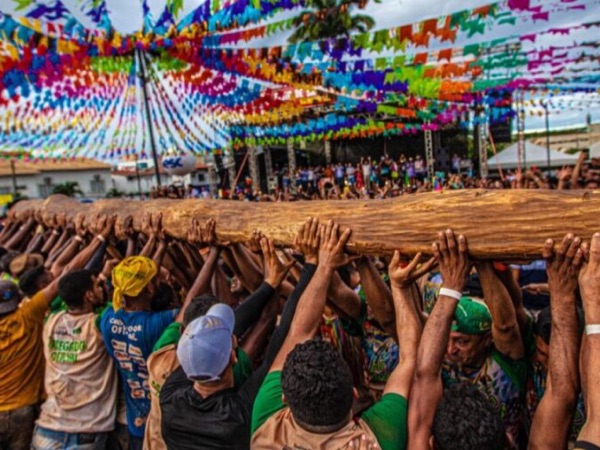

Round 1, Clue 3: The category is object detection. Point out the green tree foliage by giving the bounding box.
[288,0,378,43]
[52,182,83,197]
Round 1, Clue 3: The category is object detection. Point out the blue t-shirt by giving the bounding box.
[99,307,177,437]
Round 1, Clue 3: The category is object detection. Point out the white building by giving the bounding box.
[111,159,210,196]
[0,157,212,200]
[0,158,112,199]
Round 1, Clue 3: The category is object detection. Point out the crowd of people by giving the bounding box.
[0,205,600,450]
[140,152,600,203]
[231,152,600,201]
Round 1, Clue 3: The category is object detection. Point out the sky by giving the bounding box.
[0,0,599,157]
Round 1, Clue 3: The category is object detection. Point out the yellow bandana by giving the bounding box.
[111,256,157,311]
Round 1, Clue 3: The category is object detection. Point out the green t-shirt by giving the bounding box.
[251,371,408,450]
[152,321,252,387]
[153,321,182,352]
[49,296,67,314]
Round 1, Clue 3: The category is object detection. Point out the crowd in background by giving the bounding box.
[231,152,600,201]
[0,203,600,449]
[137,150,600,202]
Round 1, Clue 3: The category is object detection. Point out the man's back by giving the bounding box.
[160,367,252,450]
[0,291,47,412]
[37,310,117,432]
[99,306,176,438]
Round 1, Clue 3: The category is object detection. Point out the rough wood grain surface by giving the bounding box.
[11,190,600,259]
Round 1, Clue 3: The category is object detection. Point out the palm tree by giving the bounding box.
[52,182,83,197]
[288,0,377,44]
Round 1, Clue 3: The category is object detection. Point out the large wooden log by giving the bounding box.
[10,190,600,259]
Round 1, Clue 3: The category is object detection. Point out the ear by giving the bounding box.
[429,435,436,450]
[352,387,359,399]
[483,332,493,348]
[230,349,238,365]
[281,394,287,404]
[84,289,94,304]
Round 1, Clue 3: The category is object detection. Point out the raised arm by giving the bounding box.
[40,226,60,257]
[356,256,396,338]
[25,223,46,254]
[408,230,472,450]
[0,216,20,245]
[386,251,435,398]
[233,237,293,338]
[229,243,264,292]
[269,220,356,372]
[175,219,222,323]
[46,214,71,264]
[575,233,600,447]
[326,271,362,321]
[570,152,586,189]
[139,213,157,258]
[530,234,583,449]
[4,214,36,251]
[49,214,89,278]
[492,263,530,340]
[42,215,115,302]
[116,216,138,258]
[476,262,524,360]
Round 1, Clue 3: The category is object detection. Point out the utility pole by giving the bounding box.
[543,101,551,171]
[136,48,162,187]
[424,125,434,180]
[10,159,17,197]
[516,90,526,173]
[134,154,143,198]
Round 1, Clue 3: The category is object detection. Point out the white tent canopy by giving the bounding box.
[487,141,580,170]
[589,141,600,159]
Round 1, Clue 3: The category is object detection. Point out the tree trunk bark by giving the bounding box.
[11,190,600,260]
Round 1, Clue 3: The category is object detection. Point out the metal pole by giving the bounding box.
[135,154,143,199]
[137,49,162,187]
[424,126,434,180]
[248,146,260,192]
[287,138,296,192]
[544,102,551,171]
[324,140,332,165]
[10,160,17,197]
[516,90,525,174]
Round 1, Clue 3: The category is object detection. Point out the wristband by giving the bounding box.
[585,324,600,336]
[439,287,463,301]
[493,262,508,272]
[74,235,84,243]
[96,235,106,243]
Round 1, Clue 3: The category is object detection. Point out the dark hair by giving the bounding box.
[58,270,95,309]
[0,251,18,273]
[19,265,47,297]
[281,339,353,430]
[336,265,352,287]
[151,282,176,312]
[433,383,505,450]
[183,294,220,327]
[535,305,585,345]
[535,307,552,345]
